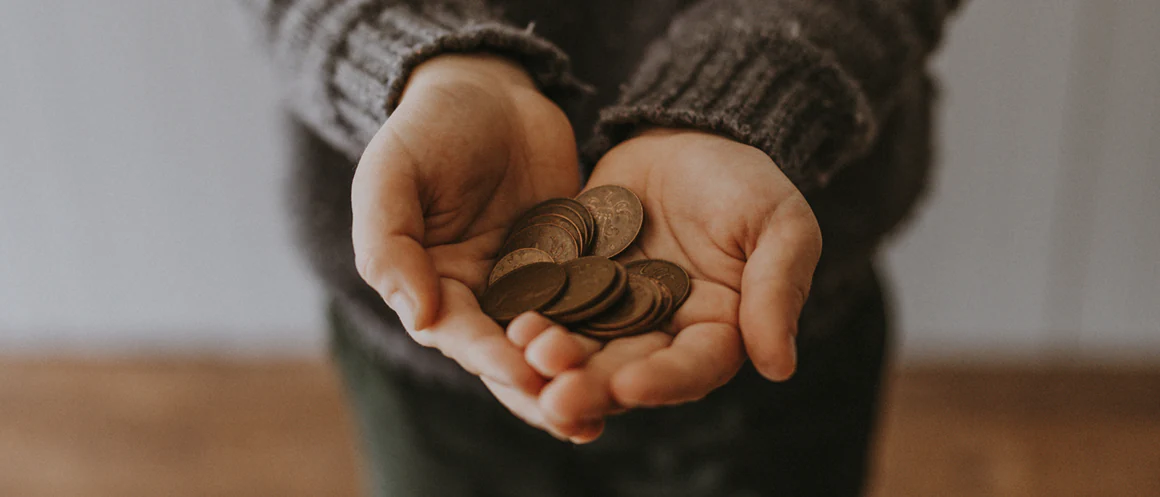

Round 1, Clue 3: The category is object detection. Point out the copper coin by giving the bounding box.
[539,207,591,253]
[575,185,644,258]
[652,278,677,327]
[590,278,669,338]
[541,257,620,320]
[512,198,594,252]
[489,248,554,285]
[500,224,579,263]
[552,260,628,324]
[521,213,584,252]
[480,262,567,322]
[581,274,657,331]
[542,199,596,254]
[620,278,672,335]
[625,259,691,311]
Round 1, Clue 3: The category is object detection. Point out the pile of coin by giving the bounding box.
[479,185,690,340]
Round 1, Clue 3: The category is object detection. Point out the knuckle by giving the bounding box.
[353,251,383,286]
[407,328,438,349]
[354,240,412,293]
[787,282,810,311]
[610,376,651,407]
[541,325,570,344]
[805,223,823,260]
[786,198,823,248]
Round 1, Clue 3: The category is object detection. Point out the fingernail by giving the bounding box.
[388,293,414,330]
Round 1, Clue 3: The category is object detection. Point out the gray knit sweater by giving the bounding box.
[242,0,963,387]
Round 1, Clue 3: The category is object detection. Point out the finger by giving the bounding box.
[351,127,440,330]
[417,279,544,393]
[483,378,603,442]
[506,312,556,348]
[525,326,602,377]
[427,241,503,294]
[481,377,548,429]
[610,322,745,407]
[539,332,672,424]
[739,200,822,381]
[568,420,605,445]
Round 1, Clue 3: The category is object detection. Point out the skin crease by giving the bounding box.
[351,54,580,397]
[352,54,822,443]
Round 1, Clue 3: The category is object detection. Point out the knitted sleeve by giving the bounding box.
[238,0,585,162]
[586,0,965,192]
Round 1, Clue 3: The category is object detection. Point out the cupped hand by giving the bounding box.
[351,54,579,403]
[519,128,823,438]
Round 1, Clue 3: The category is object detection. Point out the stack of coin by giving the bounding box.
[479,185,691,340]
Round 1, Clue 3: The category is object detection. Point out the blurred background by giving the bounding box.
[1,1,1157,496]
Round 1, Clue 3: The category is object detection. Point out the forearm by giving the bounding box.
[588,0,965,192]
[238,0,584,161]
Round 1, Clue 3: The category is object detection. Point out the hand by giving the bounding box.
[515,128,823,438]
[351,55,579,412]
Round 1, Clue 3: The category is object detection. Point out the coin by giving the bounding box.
[575,185,644,258]
[480,262,567,322]
[542,199,596,254]
[511,198,594,253]
[481,186,671,335]
[621,278,671,335]
[581,274,657,332]
[654,280,674,323]
[625,259,691,312]
[541,257,620,321]
[576,281,661,339]
[580,276,671,339]
[500,224,579,263]
[489,248,554,285]
[552,260,628,324]
[520,213,584,252]
[540,207,590,253]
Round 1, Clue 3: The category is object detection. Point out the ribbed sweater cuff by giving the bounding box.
[323,8,587,160]
[586,29,875,192]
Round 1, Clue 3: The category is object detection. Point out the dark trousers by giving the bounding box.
[331,276,889,497]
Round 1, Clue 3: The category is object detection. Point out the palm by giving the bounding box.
[597,151,757,331]
[395,80,580,294]
[596,167,746,328]
[533,130,822,422]
[351,59,580,393]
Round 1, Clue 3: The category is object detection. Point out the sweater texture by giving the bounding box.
[241,0,964,389]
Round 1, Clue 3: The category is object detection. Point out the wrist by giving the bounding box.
[599,126,778,181]
[630,127,737,145]
[624,127,765,157]
[404,53,539,100]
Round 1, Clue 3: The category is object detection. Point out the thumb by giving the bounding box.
[739,198,822,381]
[351,127,441,331]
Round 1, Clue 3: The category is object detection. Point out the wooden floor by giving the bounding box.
[1,358,1157,497]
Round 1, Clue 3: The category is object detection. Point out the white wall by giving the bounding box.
[0,1,324,354]
[0,0,1156,360]
[886,0,1160,363]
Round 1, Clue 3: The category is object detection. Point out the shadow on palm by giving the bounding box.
[532,129,821,427]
